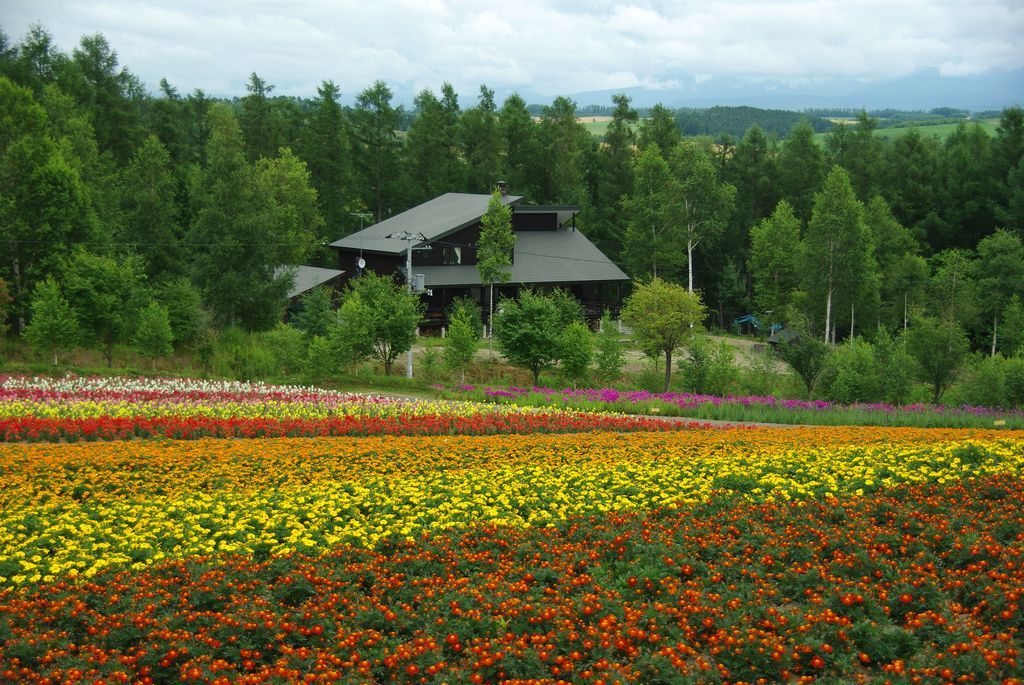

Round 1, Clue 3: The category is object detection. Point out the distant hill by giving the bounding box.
[556,67,1024,114]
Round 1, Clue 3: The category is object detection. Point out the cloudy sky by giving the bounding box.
[3,0,1023,103]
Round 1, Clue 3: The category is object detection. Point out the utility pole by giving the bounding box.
[385,231,427,378]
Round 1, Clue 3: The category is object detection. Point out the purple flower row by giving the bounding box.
[445,384,1024,419]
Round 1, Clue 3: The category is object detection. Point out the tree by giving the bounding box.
[350,80,403,221]
[637,103,680,157]
[748,200,802,316]
[62,249,148,366]
[134,301,173,367]
[723,125,779,241]
[154,276,204,349]
[587,93,637,262]
[991,107,1024,231]
[621,145,682,280]
[23,276,78,365]
[669,142,736,292]
[492,289,564,385]
[1000,294,1024,357]
[621,278,707,392]
[293,286,335,340]
[444,308,478,384]
[774,331,830,400]
[594,310,625,385]
[301,80,351,247]
[0,278,11,336]
[0,77,92,332]
[404,83,465,205]
[537,96,590,204]
[928,249,977,327]
[460,85,503,194]
[190,104,319,330]
[559,320,593,389]
[477,189,515,340]
[801,167,876,342]
[68,33,145,165]
[777,119,824,224]
[975,229,1024,355]
[240,72,280,162]
[499,93,543,201]
[906,314,969,404]
[337,272,422,376]
[118,134,182,280]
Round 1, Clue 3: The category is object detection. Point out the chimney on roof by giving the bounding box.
[496,180,508,196]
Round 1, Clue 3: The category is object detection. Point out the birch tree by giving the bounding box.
[802,167,874,342]
[669,143,736,292]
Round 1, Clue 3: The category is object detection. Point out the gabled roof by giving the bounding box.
[276,265,344,299]
[330,192,522,255]
[413,228,628,287]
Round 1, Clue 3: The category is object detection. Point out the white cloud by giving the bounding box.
[1,0,1021,100]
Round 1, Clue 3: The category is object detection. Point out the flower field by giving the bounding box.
[441,384,1024,429]
[1,376,1024,683]
[0,375,682,441]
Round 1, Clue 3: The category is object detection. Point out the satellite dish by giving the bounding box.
[357,257,366,269]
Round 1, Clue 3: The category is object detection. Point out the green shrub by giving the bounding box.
[821,337,882,404]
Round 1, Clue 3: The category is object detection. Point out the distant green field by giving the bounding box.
[579,117,642,137]
[812,119,1000,144]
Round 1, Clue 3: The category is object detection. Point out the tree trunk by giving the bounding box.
[488,283,494,358]
[663,348,672,392]
[992,313,998,357]
[687,241,694,293]
[824,289,833,343]
[850,303,855,340]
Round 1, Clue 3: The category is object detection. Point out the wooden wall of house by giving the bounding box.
[335,250,404,287]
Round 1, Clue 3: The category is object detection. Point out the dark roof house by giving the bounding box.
[329,192,629,325]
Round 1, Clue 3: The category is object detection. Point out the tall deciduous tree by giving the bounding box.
[748,200,802,316]
[351,80,403,221]
[190,104,320,330]
[0,77,91,331]
[802,167,876,343]
[865,196,928,331]
[621,278,707,392]
[974,228,1024,355]
[621,145,682,280]
[669,142,736,293]
[477,190,515,339]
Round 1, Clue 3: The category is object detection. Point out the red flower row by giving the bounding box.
[2,476,1022,684]
[0,412,692,442]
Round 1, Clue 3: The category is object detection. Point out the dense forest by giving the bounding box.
[1,24,1023,368]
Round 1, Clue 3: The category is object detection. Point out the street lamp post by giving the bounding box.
[385,231,428,379]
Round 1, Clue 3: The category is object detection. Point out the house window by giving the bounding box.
[442,246,462,265]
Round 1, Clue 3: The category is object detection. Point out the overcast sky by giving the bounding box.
[3,0,1023,102]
